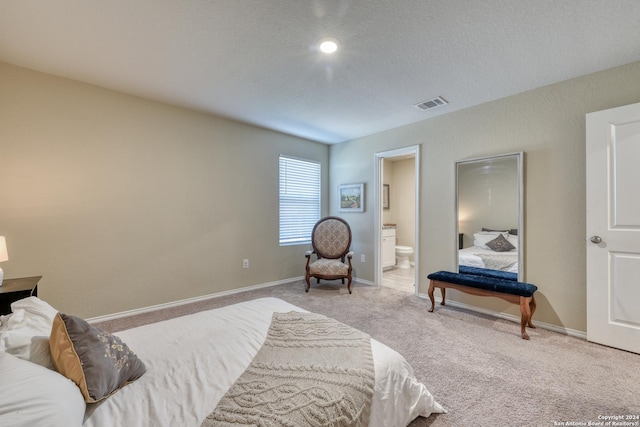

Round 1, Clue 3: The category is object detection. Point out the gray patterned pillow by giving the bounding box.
[486,233,516,252]
[49,313,146,403]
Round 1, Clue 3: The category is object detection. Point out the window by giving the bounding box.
[279,155,321,246]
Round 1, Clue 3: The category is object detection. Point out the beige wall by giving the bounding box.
[329,61,640,332]
[381,158,416,263]
[392,158,416,252]
[0,62,329,318]
[4,58,640,331]
[382,159,415,253]
[382,159,394,225]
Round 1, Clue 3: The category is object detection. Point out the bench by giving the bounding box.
[426,270,538,340]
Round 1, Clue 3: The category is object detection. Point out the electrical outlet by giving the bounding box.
[360,254,365,263]
[242,259,249,269]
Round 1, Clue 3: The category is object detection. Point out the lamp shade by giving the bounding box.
[0,236,8,263]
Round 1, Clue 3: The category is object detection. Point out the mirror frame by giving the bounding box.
[455,152,524,279]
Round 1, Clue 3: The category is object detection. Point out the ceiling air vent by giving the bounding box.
[414,96,448,111]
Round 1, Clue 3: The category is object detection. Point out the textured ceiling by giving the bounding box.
[1,1,640,144]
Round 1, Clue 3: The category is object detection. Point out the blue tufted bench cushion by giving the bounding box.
[458,265,517,282]
[427,271,537,297]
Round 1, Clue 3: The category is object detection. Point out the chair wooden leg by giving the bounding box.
[341,278,345,284]
[440,288,446,306]
[347,276,352,294]
[305,274,311,292]
[519,296,532,340]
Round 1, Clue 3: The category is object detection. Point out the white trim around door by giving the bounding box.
[374,145,421,294]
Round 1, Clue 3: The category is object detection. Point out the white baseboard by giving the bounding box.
[86,276,305,324]
[354,277,375,286]
[417,292,587,339]
[88,276,378,324]
[88,278,584,339]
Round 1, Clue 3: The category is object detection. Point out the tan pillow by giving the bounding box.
[49,312,146,403]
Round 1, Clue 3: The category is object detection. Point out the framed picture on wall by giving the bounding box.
[338,183,365,212]
[383,184,390,210]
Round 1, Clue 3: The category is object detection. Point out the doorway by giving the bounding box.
[374,146,420,294]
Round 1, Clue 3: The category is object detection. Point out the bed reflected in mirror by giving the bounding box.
[456,152,523,279]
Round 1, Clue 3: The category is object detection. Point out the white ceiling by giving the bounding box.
[2,1,640,144]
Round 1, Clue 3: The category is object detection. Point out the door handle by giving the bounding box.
[590,235,602,244]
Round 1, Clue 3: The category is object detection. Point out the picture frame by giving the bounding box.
[338,183,365,212]
[383,184,390,210]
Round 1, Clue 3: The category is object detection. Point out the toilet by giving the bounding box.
[395,245,413,269]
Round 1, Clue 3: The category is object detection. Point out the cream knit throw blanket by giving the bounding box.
[475,253,517,271]
[202,311,375,427]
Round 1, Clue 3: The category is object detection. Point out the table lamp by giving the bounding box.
[0,236,8,286]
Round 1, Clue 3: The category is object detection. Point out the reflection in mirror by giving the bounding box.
[456,152,523,279]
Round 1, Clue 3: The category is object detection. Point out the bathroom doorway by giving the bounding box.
[374,146,420,294]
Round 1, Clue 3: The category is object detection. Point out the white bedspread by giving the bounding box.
[459,246,518,273]
[83,297,444,427]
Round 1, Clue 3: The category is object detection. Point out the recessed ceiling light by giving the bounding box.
[317,37,339,54]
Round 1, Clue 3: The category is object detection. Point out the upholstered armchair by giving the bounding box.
[305,216,354,294]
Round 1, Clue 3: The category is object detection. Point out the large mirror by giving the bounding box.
[456,152,524,279]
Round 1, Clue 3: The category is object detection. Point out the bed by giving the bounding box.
[1,296,445,427]
[458,246,518,273]
[459,230,519,273]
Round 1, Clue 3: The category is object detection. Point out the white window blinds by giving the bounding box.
[279,156,321,246]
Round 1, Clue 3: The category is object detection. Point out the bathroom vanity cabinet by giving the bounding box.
[382,227,396,270]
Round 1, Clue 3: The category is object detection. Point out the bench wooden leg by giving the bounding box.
[519,296,533,340]
[428,280,447,313]
[528,294,537,329]
[428,281,436,312]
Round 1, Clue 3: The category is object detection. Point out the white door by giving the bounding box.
[586,101,640,354]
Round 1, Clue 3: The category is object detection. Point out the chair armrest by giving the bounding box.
[346,251,354,259]
[305,250,313,258]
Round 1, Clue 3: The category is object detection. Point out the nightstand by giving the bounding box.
[0,276,42,315]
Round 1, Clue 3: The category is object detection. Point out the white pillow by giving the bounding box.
[0,352,85,427]
[0,297,58,369]
[473,232,509,249]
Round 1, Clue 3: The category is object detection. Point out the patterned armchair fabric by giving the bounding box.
[305,217,354,294]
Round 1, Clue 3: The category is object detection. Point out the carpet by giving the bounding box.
[95,281,640,427]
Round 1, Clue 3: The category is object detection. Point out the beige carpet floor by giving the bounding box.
[95,280,640,427]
